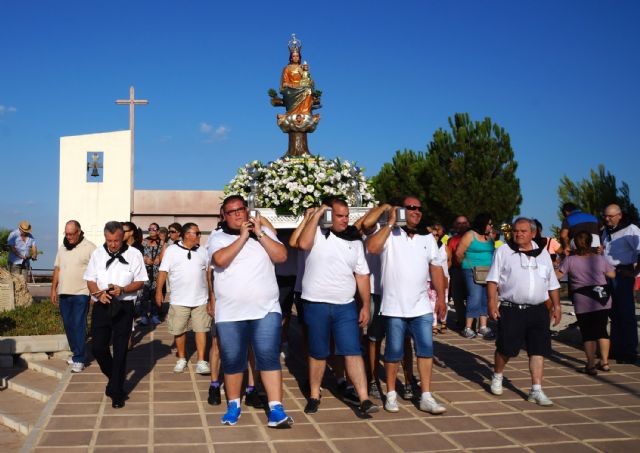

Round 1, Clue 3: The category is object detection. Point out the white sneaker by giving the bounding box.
[195,360,211,375]
[384,391,399,412]
[151,315,161,325]
[173,358,188,373]
[527,389,553,406]
[419,395,446,414]
[138,316,149,326]
[490,375,503,395]
[71,362,85,373]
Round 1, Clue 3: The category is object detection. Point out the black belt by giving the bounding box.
[500,300,543,310]
[615,264,634,271]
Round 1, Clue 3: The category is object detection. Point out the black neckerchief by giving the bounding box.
[322,225,362,242]
[63,232,85,251]
[605,218,631,236]
[104,243,129,269]
[176,241,200,260]
[401,225,429,236]
[221,221,258,240]
[508,241,544,257]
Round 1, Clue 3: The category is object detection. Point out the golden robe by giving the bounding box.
[280,64,313,115]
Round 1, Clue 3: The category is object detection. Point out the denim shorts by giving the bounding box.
[463,268,488,318]
[216,312,282,374]
[383,313,434,362]
[303,300,362,359]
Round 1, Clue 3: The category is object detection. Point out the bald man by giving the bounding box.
[601,204,640,364]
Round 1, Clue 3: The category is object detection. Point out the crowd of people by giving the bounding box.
[44,196,639,429]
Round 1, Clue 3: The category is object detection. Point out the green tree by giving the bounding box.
[371,149,429,204]
[557,164,639,225]
[424,113,521,227]
[0,227,10,268]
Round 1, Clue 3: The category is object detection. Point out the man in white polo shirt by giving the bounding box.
[297,198,379,416]
[367,196,448,414]
[156,222,212,375]
[210,195,293,428]
[487,217,561,406]
[84,221,147,408]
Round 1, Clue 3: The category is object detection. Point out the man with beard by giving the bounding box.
[367,196,448,414]
[601,204,640,364]
[297,198,379,416]
[51,220,97,373]
[84,221,147,408]
[487,218,561,406]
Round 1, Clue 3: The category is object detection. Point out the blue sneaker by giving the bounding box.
[267,404,293,428]
[221,401,241,426]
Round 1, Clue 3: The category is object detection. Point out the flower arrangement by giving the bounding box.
[224,156,376,215]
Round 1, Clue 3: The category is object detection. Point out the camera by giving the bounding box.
[378,207,407,227]
[248,209,258,218]
[320,208,333,228]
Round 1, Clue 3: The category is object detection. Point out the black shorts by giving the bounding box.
[496,303,551,358]
[576,309,610,342]
[277,275,296,316]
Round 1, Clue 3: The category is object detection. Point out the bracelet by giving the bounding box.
[256,232,265,240]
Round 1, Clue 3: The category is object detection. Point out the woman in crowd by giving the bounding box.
[455,213,495,339]
[556,231,616,375]
[140,223,162,326]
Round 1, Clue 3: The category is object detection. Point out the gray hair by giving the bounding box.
[65,220,81,230]
[104,221,124,234]
[513,217,536,233]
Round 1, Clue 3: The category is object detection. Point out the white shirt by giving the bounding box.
[602,223,640,266]
[380,229,442,317]
[159,242,209,307]
[209,228,281,322]
[84,245,148,301]
[486,242,560,305]
[302,227,369,305]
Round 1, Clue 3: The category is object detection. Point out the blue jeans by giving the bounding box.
[59,295,90,363]
[463,269,488,319]
[303,300,362,359]
[216,312,282,374]
[384,314,434,362]
[609,274,638,361]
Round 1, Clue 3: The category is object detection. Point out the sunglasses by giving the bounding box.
[187,231,202,236]
[404,205,421,211]
[225,207,246,216]
[169,230,179,234]
[123,229,131,233]
[148,227,158,231]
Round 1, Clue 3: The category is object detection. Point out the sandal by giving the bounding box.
[580,365,598,376]
[596,362,611,372]
[432,327,440,335]
[439,323,448,333]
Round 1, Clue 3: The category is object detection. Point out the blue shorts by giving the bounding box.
[383,314,434,362]
[303,300,362,359]
[216,312,282,374]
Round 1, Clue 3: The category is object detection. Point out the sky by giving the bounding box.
[1,0,639,267]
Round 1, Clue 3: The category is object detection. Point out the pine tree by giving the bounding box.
[371,149,429,205]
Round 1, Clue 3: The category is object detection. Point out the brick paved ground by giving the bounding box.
[24,311,640,452]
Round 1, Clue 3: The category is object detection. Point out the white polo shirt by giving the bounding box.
[602,223,640,266]
[302,227,369,305]
[209,228,281,322]
[380,229,442,317]
[84,245,148,301]
[486,242,560,305]
[159,242,209,307]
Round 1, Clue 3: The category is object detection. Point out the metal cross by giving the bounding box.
[116,86,149,212]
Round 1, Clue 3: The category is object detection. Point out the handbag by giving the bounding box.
[471,266,490,285]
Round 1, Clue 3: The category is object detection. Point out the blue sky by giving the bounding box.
[1,0,639,267]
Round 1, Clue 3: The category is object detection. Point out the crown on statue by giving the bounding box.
[288,33,302,54]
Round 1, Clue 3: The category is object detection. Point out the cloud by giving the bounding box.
[200,122,230,142]
[0,105,17,115]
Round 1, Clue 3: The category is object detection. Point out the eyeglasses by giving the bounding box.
[169,230,179,234]
[603,214,620,219]
[148,227,158,231]
[187,231,202,236]
[519,254,538,269]
[404,205,421,211]
[224,207,246,216]
[123,229,131,233]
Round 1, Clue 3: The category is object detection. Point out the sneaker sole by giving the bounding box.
[527,397,553,406]
[384,405,399,413]
[221,414,241,426]
[422,407,446,414]
[491,387,503,396]
[360,405,380,415]
[196,369,211,375]
[268,416,294,428]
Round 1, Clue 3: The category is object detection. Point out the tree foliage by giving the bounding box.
[0,228,9,268]
[557,164,639,225]
[372,113,522,228]
[371,149,428,205]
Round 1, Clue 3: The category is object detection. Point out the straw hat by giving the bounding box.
[18,220,32,234]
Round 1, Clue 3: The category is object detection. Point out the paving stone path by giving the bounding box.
[14,310,640,452]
